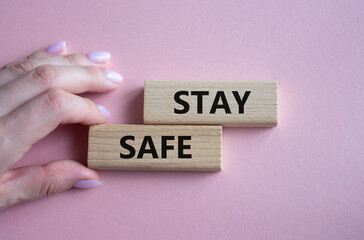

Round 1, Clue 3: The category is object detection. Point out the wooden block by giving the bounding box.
[144,81,277,127]
[88,125,222,171]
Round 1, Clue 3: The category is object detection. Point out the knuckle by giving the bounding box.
[39,179,58,197]
[39,162,67,197]
[9,57,34,74]
[66,53,88,66]
[43,89,68,113]
[32,65,58,87]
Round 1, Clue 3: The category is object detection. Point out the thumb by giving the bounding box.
[0,160,101,210]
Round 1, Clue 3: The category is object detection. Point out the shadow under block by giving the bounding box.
[88,125,222,171]
[144,81,278,127]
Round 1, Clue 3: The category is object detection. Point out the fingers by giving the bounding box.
[0,89,109,173]
[0,160,100,210]
[0,41,67,86]
[0,41,111,87]
[0,65,122,117]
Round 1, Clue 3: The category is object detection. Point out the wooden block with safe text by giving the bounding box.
[144,81,278,127]
[88,125,222,171]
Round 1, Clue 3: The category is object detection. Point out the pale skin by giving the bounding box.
[0,42,121,210]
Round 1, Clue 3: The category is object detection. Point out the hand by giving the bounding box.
[0,41,123,210]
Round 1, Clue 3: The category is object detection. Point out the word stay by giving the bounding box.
[144,81,277,127]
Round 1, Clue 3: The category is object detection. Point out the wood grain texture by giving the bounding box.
[88,125,222,171]
[144,81,277,127]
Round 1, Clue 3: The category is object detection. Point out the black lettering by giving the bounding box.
[120,135,136,159]
[210,91,231,114]
[178,136,192,158]
[191,91,209,113]
[233,91,250,113]
[161,136,175,158]
[137,136,158,158]
[174,91,190,114]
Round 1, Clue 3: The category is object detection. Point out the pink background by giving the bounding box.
[1,1,363,239]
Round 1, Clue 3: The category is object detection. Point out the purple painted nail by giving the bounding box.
[73,180,102,189]
[96,104,110,118]
[45,41,66,54]
[104,70,123,83]
[87,51,111,63]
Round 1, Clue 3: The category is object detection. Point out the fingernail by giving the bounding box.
[45,41,67,54]
[73,180,102,189]
[87,51,111,63]
[104,70,123,83]
[96,104,110,118]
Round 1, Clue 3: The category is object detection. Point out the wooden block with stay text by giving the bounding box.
[88,125,222,171]
[144,81,277,127]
